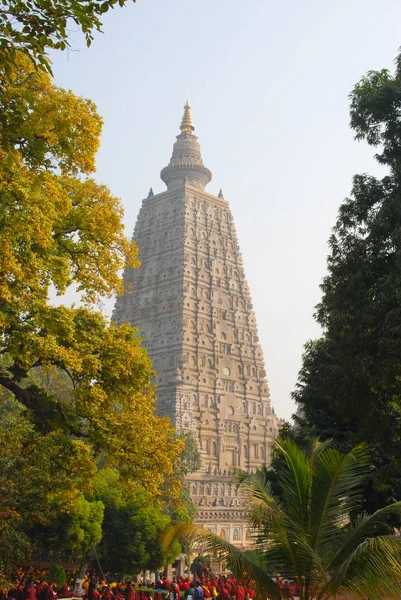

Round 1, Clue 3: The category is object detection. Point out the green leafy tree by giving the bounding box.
[0,0,136,74]
[165,432,202,522]
[29,496,105,559]
[179,432,202,475]
[49,565,66,589]
[165,439,401,600]
[93,469,181,576]
[0,395,100,572]
[0,0,184,581]
[293,52,401,512]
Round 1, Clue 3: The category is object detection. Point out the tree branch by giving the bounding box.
[0,376,32,407]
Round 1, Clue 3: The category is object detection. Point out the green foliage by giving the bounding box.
[29,497,104,559]
[93,470,181,576]
[293,51,401,514]
[0,394,102,567]
[179,432,202,475]
[0,523,31,583]
[0,0,136,75]
[163,431,201,523]
[165,439,401,600]
[49,565,66,588]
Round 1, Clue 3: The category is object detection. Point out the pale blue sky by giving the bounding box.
[51,0,401,420]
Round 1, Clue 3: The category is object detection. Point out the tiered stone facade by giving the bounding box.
[112,102,279,548]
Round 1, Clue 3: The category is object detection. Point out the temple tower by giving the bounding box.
[112,102,279,547]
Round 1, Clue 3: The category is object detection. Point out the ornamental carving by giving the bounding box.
[112,101,280,548]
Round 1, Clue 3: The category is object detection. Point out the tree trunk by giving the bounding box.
[74,550,95,594]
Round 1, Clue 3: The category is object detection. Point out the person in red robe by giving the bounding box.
[42,583,54,600]
[219,585,229,600]
[235,585,244,600]
[101,587,113,600]
[23,580,37,600]
[114,586,124,600]
[124,583,135,600]
[183,579,191,592]
[35,581,43,600]
[17,583,24,600]
[59,584,73,599]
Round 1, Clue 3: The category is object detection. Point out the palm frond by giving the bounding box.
[327,501,401,571]
[162,522,282,598]
[274,437,311,530]
[309,444,370,552]
[234,469,288,532]
[327,535,401,600]
[234,468,279,505]
[235,468,311,582]
[165,441,401,600]
[308,438,333,465]
[263,536,325,586]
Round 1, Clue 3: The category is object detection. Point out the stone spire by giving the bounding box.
[160,100,212,191]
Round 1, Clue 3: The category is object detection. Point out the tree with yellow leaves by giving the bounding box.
[0,54,182,492]
[0,6,187,578]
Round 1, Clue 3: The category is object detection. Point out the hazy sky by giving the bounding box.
[50,0,401,420]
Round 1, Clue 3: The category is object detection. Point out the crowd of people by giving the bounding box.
[152,574,300,600]
[78,572,300,600]
[1,572,301,600]
[2,579,74,600]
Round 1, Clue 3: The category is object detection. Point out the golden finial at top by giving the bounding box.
[180,99,195,133]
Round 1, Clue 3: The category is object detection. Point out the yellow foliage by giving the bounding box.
[0,54,139,323]
[0,54,182,497]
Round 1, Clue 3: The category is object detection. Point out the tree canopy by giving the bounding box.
[0,394,102,573]
[93,469,182,576]
[0,0,136,74]
[0,53,184,577]
[293,51,401,513]
[0,54,181,488]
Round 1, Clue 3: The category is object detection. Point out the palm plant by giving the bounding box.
[164,438,401,600]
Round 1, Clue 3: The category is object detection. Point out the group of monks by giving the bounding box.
[3,579,74,600]
[154,574,300,600]
[2,572,301,600]
[152,575,254,600]
[81,573,300,600]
